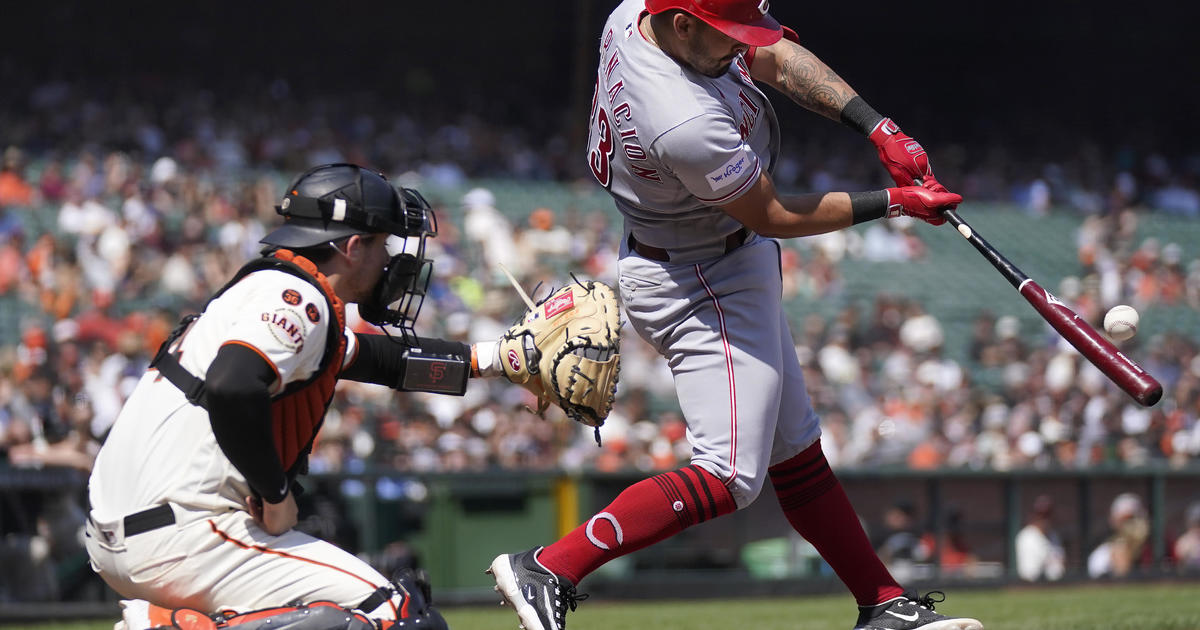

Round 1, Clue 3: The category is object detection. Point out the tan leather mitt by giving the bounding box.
[498,279,621,429]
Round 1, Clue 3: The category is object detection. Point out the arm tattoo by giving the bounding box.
[777,47,857,120]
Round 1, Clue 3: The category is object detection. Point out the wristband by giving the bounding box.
[839,96,885,136]
[474,340,502,377]
[850,190,889,224]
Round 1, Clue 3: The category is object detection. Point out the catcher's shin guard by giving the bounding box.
[355,568,449,630]
[169,602,376,630]
[384,607,447,629]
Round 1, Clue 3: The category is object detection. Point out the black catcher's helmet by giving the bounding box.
[261,163,438,339]
[261,163,422,248]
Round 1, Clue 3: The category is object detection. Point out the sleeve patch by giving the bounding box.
[706,149,752,192]
[281,289,302,305]
[261,307,308,352]
[305,302,321,323]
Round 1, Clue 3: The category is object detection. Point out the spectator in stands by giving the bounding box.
[872,500,927,580]
[1015,494,1066,581]
[460,187,519,279]
[517,207,571,260]
[1173,501,1200,573]
[6,390,98,473]
[1088,492,1151,578]
[0,146,35,208]
[37,159,68,204]
[919,506,978,576]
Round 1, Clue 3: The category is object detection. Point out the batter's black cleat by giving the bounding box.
[853,591,983,630]
[487,547,587,630]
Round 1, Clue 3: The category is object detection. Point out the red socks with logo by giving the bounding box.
[536,465,736,585]
[536,444,900,607]
[769,441,903,606]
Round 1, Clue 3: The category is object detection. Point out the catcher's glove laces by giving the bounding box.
[498,276,621,443]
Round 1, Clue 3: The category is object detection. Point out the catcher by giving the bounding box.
[84,163,621,630]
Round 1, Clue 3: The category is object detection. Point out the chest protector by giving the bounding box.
[150,249,346,477]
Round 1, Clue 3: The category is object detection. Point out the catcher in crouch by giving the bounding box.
[84,163,621,630]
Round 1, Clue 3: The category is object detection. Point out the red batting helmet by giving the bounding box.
[645,0,782,47]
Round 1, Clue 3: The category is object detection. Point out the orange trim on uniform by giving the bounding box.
[221,340,282,384]
[206,519,398,619]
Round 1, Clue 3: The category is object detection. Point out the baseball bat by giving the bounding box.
[942,208,1163,406]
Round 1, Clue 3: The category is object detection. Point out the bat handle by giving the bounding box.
[938,207,1029,289]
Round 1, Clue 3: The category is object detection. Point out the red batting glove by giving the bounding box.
[886,186,962,226]
[920,175,951,194]
[870,118,935,187]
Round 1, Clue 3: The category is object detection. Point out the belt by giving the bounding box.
[629,227,748,262]
[107,504,176,538]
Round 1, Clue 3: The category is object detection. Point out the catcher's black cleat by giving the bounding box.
[356,568,448,629]
[853,591,982,630]
[487,547,587,630]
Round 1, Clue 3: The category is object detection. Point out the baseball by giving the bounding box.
[1104,305,1139,341]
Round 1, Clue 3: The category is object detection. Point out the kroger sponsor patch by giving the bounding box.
[706,149,750,192]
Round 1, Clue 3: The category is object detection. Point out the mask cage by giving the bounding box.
[358,189,439,345]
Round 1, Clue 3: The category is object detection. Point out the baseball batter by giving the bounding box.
[489,2,981,630]
[84,164,506,630]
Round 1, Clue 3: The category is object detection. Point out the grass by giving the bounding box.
[11,583,1199,630]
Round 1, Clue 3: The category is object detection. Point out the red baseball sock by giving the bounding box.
[536,465,737,585]
[770,441,904,606]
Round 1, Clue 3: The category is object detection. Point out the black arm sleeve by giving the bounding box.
[206,344,289,504]
[850,190,889,224]
[839,96,885,136]
[342,333,470,395]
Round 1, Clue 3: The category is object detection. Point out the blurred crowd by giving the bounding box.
[3,75,1200,212]
[869,492,1200,584]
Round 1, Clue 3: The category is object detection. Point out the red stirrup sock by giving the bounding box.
[769,441,904,606]
[537,465,737,585]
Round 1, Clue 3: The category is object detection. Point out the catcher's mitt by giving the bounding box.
[498,278,621,430]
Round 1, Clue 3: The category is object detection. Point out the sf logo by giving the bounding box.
[430,362,445,382]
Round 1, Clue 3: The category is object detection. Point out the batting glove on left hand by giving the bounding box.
[870,118,946,190]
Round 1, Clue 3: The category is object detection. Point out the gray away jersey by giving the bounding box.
[587,0,781,263]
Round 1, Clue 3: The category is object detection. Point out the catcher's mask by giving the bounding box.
[261,163,438,340]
